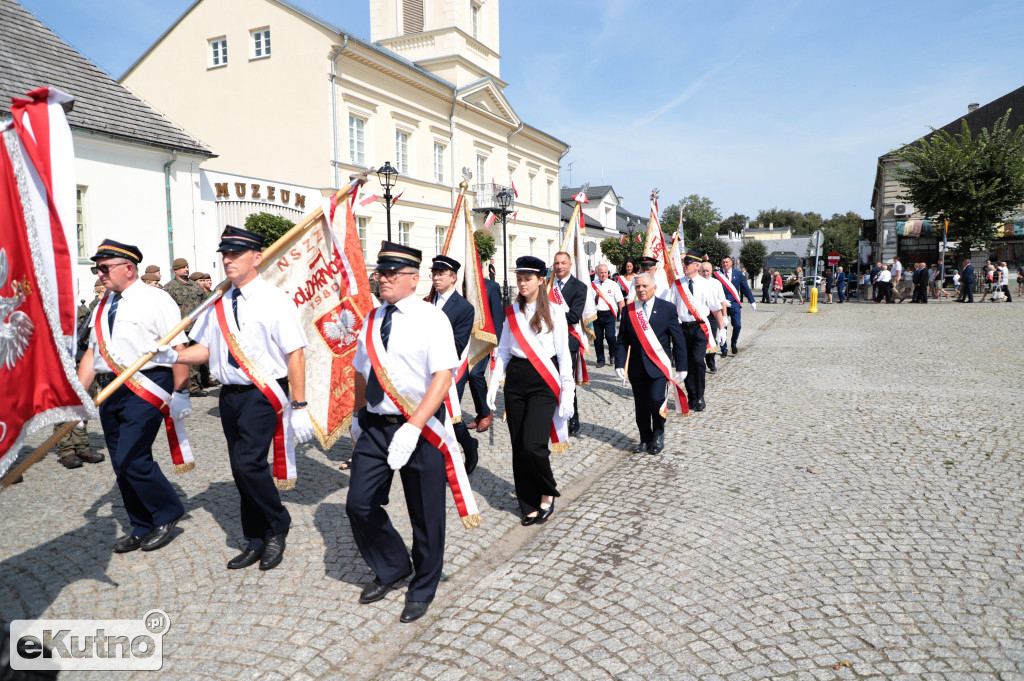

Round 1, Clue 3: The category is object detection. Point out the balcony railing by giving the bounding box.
[473,183,516,213]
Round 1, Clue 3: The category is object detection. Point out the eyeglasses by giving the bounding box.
[91,262,130,275]
[372,270,416,282]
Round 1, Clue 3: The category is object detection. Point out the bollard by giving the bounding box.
[808,286,819,313]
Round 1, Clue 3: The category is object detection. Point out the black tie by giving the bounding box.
[107,293,121,326]
[366,304,396,406]
[228,289,240,368]
[688,279,694,294]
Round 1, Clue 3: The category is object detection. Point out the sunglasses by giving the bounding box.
[91,262,130,275]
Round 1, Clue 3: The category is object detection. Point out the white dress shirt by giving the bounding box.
[496,300,574,395]
[432,288,452,307]
[877,270,892,283]
[89,278,187,372]
[190,275,307,385]
[704,275,728,311]
[671,275,715,322]
[353,295,459,416]
[592,278,623,313]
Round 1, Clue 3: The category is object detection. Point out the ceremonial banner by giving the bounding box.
[558,192,597,351]
[262,192,374,449]
[642,194,672,295]
[1,92,97,478]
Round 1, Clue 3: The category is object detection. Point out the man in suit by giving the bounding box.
[760,268,772,303]
[960,260,975,302]
[429,255,479,473]
[715,257,756,355]
[551,251,587,435]
[467,277,504,433]
[614,273,687,455]
[835,266,847,303]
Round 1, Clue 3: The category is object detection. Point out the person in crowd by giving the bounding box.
[590,263,624,368]
[788,267,805,304]
[699,261,727,374]
[835,266,846,303]
[466,277,504,433]
[760,268,772,303]
[959,260,974,303]
[550,251,587,435]
[617,260,637,298]
[772,270,784,303]
[824,268,834,304]
[715,256,755,355]
[999,261,1013,302]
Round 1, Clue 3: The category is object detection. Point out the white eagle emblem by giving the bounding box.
[322,308,359,346]
[0,248,34,370]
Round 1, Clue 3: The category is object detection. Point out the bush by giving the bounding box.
[739,240,767,280]
[244,212,295,246]
[693,235,731,265]
[474,230,496,262]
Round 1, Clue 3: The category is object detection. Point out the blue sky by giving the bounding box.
[17,0,1024,221]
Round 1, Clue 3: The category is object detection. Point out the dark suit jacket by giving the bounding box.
[913,267,928,286]
[719,268,755,305]
[614,297,687,379]
[556,274,588,353]
[440,290,475,358]
[483,278,504,342]
[962,264,975,285]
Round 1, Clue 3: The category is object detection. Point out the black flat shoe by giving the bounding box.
[536,500,555,524]
[113,535,143,553]
[259,531,288,571]
[521,514,539,526]
[140,518,179,552]
[400,601,430,623]
[632,442,649,454]
[359,572,411,604]
[227,548,263,570]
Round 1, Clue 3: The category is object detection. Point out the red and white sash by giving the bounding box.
[94,295,195,473]
[616,276,630,295]
[213,296,297,489]
[549,282,588,385]
[713,270,741,308]
[505,305,570,453]
[591,281,616,313]
[625,302,689,416]
[673,278,716,352]
[442,348,470,423]
[364,306,481,528]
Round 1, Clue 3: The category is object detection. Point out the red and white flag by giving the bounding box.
[554,203,597,383]
[643,197,671,294]
[1,88,97,477]
[390,189,404,206]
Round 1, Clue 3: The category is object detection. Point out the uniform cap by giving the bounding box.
[514,255,547,276]
[188,272,203,281]
[683,250,703,264]
[141,273,160,282]
[638,255,659,268]
[145,265,161,274]
[430,255,461,272]
[375,241,422,271]
[172,258,189,269]
[90,239,142,264]
[216,225,265,252]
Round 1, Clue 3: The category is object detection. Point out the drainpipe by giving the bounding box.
[449,84,458,207]
[330,36,349,188]
[164,151,177,262]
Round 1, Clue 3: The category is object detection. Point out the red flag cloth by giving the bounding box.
[0,119,96,477]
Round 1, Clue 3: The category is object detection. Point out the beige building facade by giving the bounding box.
[121,0,568,290]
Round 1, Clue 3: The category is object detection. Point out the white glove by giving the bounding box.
[169,392,192,420]
[350,415,363,445]
[387,423,421,469]
[148,343,178,364]
[557,391,574,421]
[615,367,625,380]
[289,407,314,444]
[716,329,728,346]
[750,302,757,310]
[674,370,687,384]
[485,380,499,412]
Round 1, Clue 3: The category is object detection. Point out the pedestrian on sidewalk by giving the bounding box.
[999,261,1013,302]
[772,270,783,303]
[760,268,771,303]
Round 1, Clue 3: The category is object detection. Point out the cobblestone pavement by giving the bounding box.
[3,299,1023,680]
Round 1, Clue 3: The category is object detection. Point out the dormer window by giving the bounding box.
[251,28,271,59]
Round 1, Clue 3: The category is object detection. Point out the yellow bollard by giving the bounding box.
[808,285,819,313]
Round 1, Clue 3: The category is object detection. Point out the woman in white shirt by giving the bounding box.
[487,256,575,526]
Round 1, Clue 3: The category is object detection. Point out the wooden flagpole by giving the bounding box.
[428,177,470,304]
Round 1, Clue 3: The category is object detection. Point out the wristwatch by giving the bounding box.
[291,400,308,409]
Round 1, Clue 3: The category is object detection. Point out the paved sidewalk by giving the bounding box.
[2,301,1023,680]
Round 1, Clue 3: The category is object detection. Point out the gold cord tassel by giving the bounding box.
[173,461,196,474]
[461,513,483,529]
[275,478,297,490]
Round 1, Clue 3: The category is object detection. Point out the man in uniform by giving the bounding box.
[429,254,479,474]
[614,273,687,455]
[141,273,161,287]
[164,257,208,396]
[199,273,214,293]
[54,284,106,469]
[716,256,756,355]
[188,272,216,387]
[76,239,190,553]
[591,263,624,367]
[144,265,163,289]
[466,276,503,433]
[699,261,728,374]
[672,251,726,412]
[156,225,313,571]
[551,251,587,435]
[347,242,458,624]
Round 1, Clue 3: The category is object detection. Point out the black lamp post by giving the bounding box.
[376,161,398,241]
[624,217,637,266]
[496,187,514,305]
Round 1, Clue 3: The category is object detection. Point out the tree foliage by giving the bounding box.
[816,211,861,272]
[894,110,1024,254]
[244,212,295,246]
[719,213,748,235]
[693,234,731,265]
[599,237,641,269]
[754,208,822,234]
[474,229,496,262]
[738,239,767,280]
[661,194,722,242]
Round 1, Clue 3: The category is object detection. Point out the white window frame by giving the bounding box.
[547,179,554,210]
[508,234,516,261]
[529,173,536,206]
[356,216,369,257]
[433,142,446,184]
[349,115,366,165]
[395,130,410,174]
[76,185,89,260]
[398,221,412,247]
[476,155,487,186]
[250,28,270,59]
[471,3,480,39]
[209,37,227,68]
[529,237,536,256]
[435,226,446,253]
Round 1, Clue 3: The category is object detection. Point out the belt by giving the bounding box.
[221,377,289,394]
[680,321,701,327]
[95,367,171,387]
[367,411,406,425]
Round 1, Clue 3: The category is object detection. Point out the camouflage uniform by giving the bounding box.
[164,276,207,394]
[55,297,104,468]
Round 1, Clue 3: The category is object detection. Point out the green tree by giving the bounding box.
[894,110,1024,254]
[754,208,822,234]
[816,211,861,272]
[474,229,496,262]
[693,234,731,265]
[738,239,767,280]
[600,237,634,268]
[662,194,722,242]
[244,212,295,246]
[719,213,748,235]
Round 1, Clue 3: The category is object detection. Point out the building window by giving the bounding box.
[395,131,410,174]
[76,186,87,259]
[404,0,424,33]
[435,226,446,253]
[605,206,612,228]
[471,3,480,39]
[251,28,270,59]
[356,216,369,257]
[476,155,487,186]
[433,143,445,184]
[209,38,227,67]
[547,179,553,209]
[547,239,553,262]
[508,234,515,261]
[349,116,366,165]
[529,173,536,205]
[398,221,412,247]
[529,237,536,256]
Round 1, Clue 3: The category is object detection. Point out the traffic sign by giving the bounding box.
[827,251,840,266]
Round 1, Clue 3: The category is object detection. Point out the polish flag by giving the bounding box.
[391,190,404,206]
[483,212,497,229]
[511,180,519,198]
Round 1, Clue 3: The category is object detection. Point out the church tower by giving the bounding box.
[369,0,502,87]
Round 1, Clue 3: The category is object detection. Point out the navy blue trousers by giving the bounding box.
[725,306,742,352]
[593,310,616,364]
[346,409,447,603]
[98,368,184,536]
[219,382,292,547]
[467,354,490,420]
[628,369,667,443]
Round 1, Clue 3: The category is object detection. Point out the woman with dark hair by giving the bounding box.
[487,256,574,526]
[616,260,636,297]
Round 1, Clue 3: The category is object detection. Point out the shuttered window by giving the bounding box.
[403,0,424,34]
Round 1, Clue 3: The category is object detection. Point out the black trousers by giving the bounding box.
[568,338,580,423]
[346,409,447,603]
[629,369,667,443]
[705,315,718,370]
[220,381,292,545]
[593,309,616,364]
[761,284,770,303]
[452,371,478,464]
[98,368,184,536]
[467,354,490,419]
[680,323,707,401]
[504,357,559,515]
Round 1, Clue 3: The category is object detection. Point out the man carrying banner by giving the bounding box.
[347,242,460,624]
[551,251,587,434]
[614,273,687,454]
[154,225,314,571]
[77,239,190,553]
[715,256,756,355]
[591,264,624,367]
[673,251,726,412]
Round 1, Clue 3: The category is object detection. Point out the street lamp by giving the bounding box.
[376,161,399,241]
[496,187,514,305]
[624,217,637,265]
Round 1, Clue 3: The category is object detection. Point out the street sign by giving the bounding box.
[583,241,597,256]
[827,251,840,266]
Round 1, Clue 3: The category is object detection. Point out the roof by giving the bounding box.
[559,187,646,233]
[0,0,211,156]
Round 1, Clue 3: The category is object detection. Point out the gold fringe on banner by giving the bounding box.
[551,441,570,454]
[461,513,483,529]
[173,461,195,474]
[275,478,297,491]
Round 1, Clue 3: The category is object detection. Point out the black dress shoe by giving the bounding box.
[649,435,664,455]
[464,445,479,476]
[400,601,430,623]
[707,366,717,374]
[536,500,555,524]
[521,514,539,526]
[359,573,411,604]
[140,518,179,552]
[568,418,580,436]
[259,531,288,571]
[113,535,144,553]
[596,361,605,368]
[632,442,650,454]
[693,398,706,412]
[227,548,263,570]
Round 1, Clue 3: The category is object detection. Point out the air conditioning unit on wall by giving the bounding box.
[893,202,912,217]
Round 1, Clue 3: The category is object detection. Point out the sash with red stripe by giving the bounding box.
[625,302,688,416]
[673,279,715,351]
[616,276,630,295]
[549,283,588,385]
[94,295,195,473]
[364,306,481,528]
[591,281,616,313]
[213,296,296,489]
[713,271,741,308]
[505,305,570,453]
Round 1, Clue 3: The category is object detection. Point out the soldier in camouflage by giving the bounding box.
[164,258,208,396]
